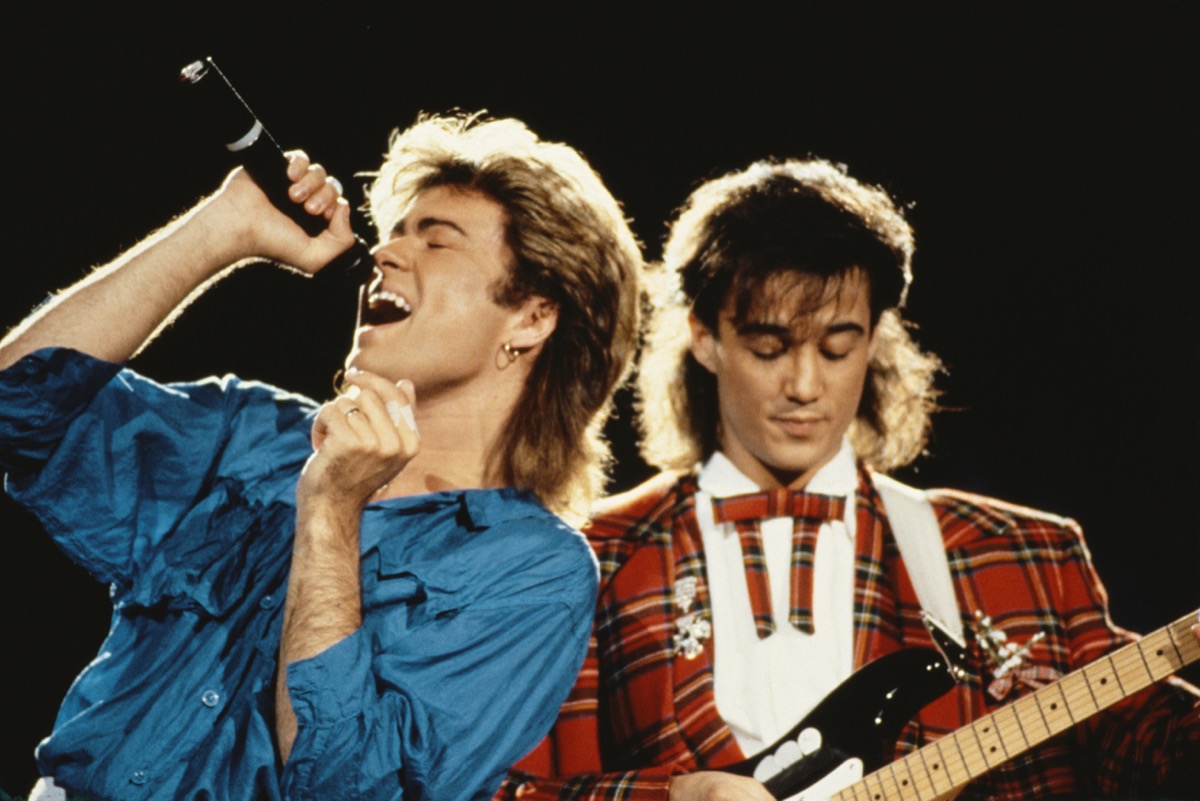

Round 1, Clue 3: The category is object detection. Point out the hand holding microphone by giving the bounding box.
[180,57,373,283]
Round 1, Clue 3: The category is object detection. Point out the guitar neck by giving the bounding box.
[832,610,1200,801]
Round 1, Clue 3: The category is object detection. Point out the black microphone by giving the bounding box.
[179,57,373,284]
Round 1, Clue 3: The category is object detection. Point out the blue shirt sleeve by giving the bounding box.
[0,347,315,596]
[281,515,599,801]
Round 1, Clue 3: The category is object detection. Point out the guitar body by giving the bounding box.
[724,648,956,799]
[723,609,1200,801]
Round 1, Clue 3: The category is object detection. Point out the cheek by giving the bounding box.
[718,364,775,427]
[831,361,870,415]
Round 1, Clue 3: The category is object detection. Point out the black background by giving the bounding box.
[2,2,1197,792]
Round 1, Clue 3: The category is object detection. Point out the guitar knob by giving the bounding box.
[752,754,781,782]
[775,739,802,767]
[797,727,823,756]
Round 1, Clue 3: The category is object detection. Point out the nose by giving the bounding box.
[371,235,415,272]
[783,346,824,403]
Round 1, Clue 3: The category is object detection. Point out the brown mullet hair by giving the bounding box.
[638,158,941,473]
[367,113,643,520]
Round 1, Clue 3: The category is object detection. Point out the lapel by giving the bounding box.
[852,467,920,667]
[665,476,748,768]
[593,474,744,769]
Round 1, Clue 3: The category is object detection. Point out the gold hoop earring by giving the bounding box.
[501,342,522,364]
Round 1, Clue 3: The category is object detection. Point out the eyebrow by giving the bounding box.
[393,216,469,237]
[735,320,867,337]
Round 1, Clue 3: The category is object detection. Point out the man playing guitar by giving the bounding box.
[497,158,1200,801]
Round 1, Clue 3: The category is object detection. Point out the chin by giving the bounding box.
[773,445,836,476]
[343,349,388,379]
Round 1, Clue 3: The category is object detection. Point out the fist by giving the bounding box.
[299,370,419,509]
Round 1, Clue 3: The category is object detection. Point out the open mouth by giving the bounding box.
[361,288,413,326]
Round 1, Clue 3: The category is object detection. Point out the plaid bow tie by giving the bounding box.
[710,487,847,638]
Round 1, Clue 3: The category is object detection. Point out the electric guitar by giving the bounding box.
[725,609,1200,801]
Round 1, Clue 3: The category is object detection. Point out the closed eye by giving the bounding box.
[819,328,865,360]
[740,332,790,360]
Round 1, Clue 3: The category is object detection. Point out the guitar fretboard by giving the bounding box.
[831,610,1200,801]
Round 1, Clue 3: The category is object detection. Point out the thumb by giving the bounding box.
[311,416,329,450]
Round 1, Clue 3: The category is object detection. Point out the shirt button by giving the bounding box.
[201,689,221,707]
[130,770,147,785]
[259,594,275,610]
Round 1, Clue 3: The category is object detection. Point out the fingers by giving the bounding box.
[304,379,417,507]
[337,386,399,450]
[667,772,774,801]
[324,196,354,239]
[285,150,310,181]
[212,149,353,274]
[286,151,343,219]
[312,394,372,450]
[324,370,420,464]
[342,371,418,435]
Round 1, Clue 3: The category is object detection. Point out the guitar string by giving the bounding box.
[830,614,1196,801]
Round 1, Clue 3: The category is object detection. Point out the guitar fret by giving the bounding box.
[1133,630,1155,680]
[879,763,899,801]
[1083,663,1101,710]
[1165,617,1200,668]
[1037,679,1075,731]
[883,753,902,796]
[887,757,916,800]
[1061,671,1097,718]
[1181,618,1200,664]
[1082,657,1124,709]
[951,719,988,776]
[1107,652,1127,696]
[916,739,952,795]
[861,770,888,801]
[905,743,937,797]
[1107,648,1145,699]
[991,705,1027,754]
[971,717,1008,768]
[1164,625,1186,666]
[1007,689,1045,745]
[934,734,970,786]
[1133,639,1164,684]
[1029,680,1053,741]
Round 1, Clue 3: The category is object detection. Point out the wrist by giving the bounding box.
[296,490,366,541]
[190,184,263,268]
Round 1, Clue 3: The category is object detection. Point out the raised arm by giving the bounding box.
[275,370,419,764]
[0,154,353,371]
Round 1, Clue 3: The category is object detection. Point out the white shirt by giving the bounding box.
[694,439,858,755]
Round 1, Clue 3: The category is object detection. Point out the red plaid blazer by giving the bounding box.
[496,468,1200,801]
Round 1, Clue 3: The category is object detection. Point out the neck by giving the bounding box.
[373,370,525,500]
[714,440,848,492]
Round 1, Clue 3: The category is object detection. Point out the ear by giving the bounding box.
[505,295,559,352]
[688,313,719,375]
[866,319,881,361]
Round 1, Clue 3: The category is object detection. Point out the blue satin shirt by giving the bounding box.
[0,348,597,801]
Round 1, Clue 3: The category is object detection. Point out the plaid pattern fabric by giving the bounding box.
[709,488,846,636]
[497,468,1200,801]
[729,519,775,637]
